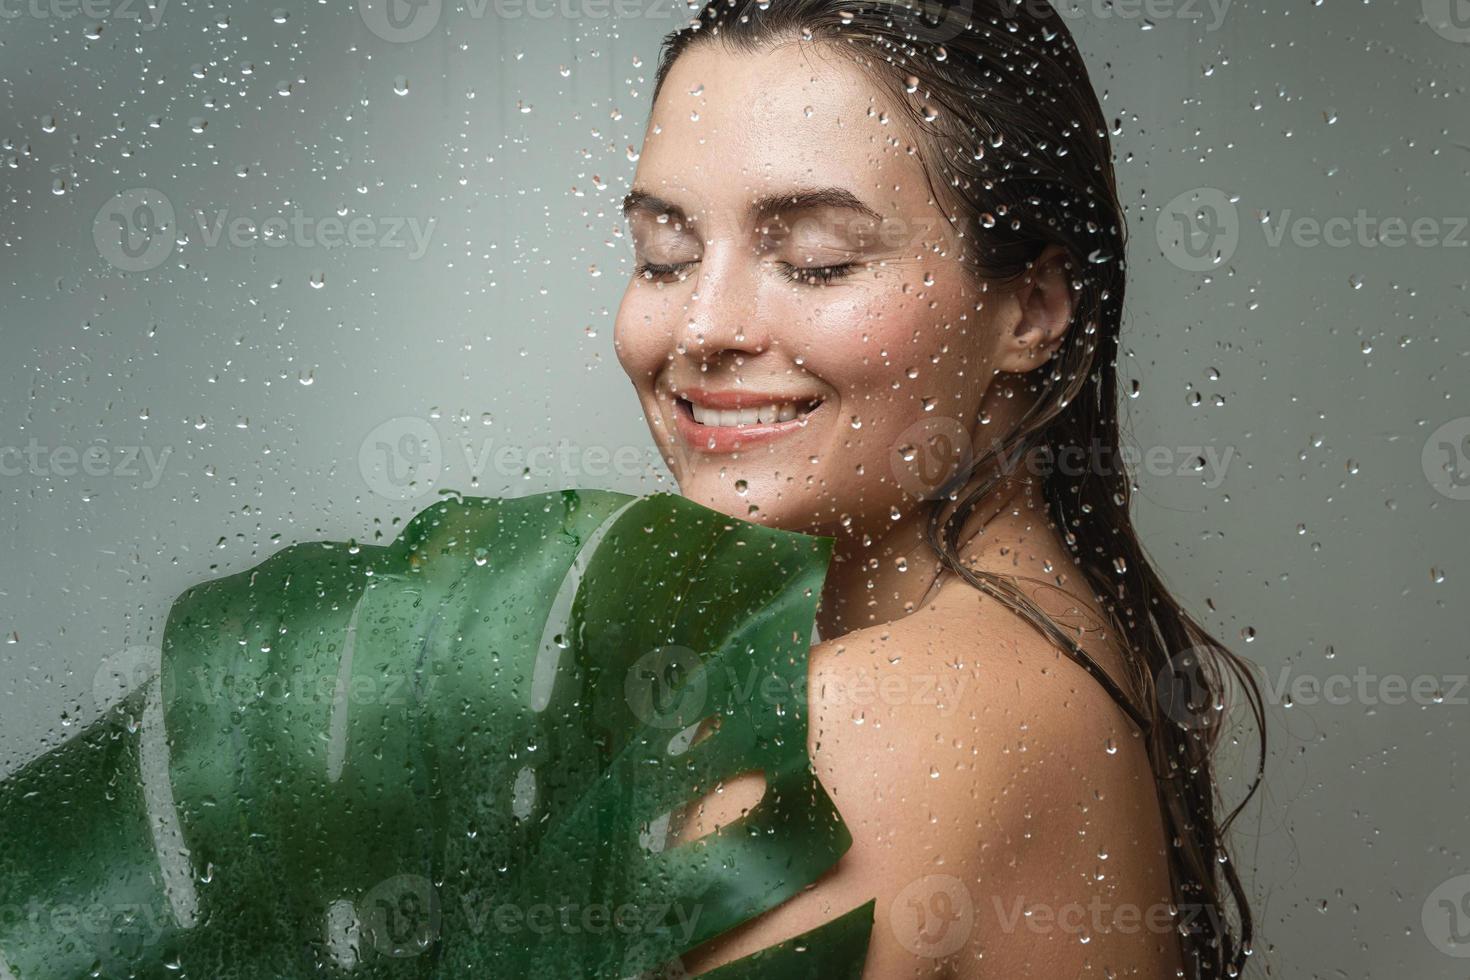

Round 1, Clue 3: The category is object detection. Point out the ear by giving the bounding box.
[990,244,1076,375]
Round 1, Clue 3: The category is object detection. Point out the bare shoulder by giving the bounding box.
[676,578,1182,979]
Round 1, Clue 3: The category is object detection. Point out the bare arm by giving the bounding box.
[670,599,1183,979]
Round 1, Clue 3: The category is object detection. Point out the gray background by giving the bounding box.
[1,0,1467,975]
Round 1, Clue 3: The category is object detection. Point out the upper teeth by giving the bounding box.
[689,401,806,426]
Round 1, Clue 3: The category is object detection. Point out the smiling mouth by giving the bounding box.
[674,395,824,428]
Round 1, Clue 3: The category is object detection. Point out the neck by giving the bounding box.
[813,461,1048,640]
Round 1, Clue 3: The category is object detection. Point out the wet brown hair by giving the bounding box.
[649,1,1267,976]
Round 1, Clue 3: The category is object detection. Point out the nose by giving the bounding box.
[674,241,772,361]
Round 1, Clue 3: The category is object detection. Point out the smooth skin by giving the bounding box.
[614,38,1183,979]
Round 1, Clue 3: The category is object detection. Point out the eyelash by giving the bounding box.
[633,260,858,285]
[777,261,858,285]
[634,260,695,281]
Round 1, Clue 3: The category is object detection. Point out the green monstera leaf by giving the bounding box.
[0,490,874,979]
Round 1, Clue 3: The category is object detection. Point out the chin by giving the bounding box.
[674,471,823,534]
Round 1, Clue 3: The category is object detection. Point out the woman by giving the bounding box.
[614,1,1265,976]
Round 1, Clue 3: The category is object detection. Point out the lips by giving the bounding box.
[669,386,825,453]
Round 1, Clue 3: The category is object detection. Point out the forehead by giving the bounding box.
[635,40,926,211]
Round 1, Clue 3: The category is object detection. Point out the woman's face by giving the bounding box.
[614,40,1010,537]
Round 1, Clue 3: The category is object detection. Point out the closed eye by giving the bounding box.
[634,259,859,285]
[777,261,859,285]
[634,259,697,282]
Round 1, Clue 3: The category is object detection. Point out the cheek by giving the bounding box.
[613,287,671,385]
[793,275,985,510]
[791,275,981,423]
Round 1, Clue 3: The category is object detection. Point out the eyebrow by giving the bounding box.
[621,186,883,225]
